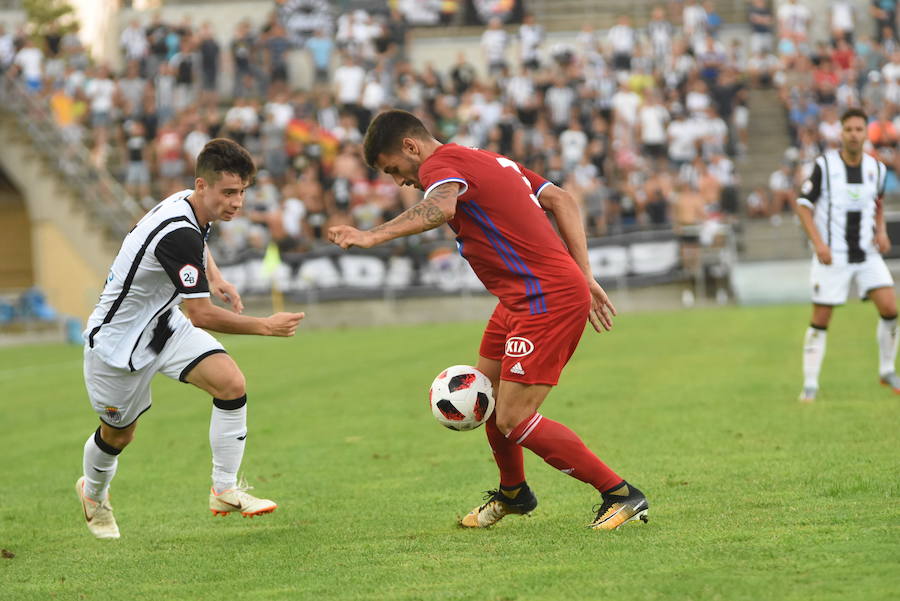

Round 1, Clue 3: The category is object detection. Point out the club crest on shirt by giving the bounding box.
[801,179,812,195]
[179,264,199,287]
[505,337,534,357]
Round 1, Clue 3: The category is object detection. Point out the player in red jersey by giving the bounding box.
[328,110,648,530]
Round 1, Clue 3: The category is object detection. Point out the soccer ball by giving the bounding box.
[428,365,495,431]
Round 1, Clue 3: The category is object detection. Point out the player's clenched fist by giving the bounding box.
[265,312,305,336]
[328,225,376,249]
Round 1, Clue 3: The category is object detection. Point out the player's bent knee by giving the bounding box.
[494,411,525,437]
[99,424,135,450]
[214,371,246,401]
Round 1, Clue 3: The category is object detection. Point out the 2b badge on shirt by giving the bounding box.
[179,264,199,288]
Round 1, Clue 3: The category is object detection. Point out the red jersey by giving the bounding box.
[418,144,587,314]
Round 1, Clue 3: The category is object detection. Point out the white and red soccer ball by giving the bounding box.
[428,365,495,431]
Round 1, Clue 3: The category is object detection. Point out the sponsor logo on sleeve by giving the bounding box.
[179,264,199,288]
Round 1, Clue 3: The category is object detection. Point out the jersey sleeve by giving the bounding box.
[419,153,470,199]
[878,160,887,198]
[518,162,552,199]
[797,162,822,209]
[154,227,210,298]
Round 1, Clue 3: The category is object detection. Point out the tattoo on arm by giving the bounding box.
[370,182,456,238]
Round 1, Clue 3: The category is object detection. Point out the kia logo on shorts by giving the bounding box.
[505,337,534,357]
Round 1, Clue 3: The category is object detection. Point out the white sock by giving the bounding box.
[210,396,247,494]
[82,429,119,501]
[803,326,827,389]
[877,317,899,377]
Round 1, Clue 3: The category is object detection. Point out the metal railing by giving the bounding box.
[527,0,751,27]
[0,75,143,240]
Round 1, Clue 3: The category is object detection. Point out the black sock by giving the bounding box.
[499,481,527,500]
[602,480,630,497]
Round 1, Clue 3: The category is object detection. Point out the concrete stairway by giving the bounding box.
[0,79,141,319]
[736,87,810,261]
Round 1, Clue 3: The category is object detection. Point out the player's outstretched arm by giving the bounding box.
[538,183,616,332]
[182,296,304,336]
[328,182,459,249]
[205,245,244,313]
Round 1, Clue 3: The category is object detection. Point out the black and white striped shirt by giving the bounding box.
[85,190,211,370]
[798,150,886,263]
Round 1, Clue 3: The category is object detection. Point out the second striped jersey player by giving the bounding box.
[795,107,900,402]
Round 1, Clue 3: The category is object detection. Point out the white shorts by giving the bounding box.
[84,323,225,429]
[810,253,894,305]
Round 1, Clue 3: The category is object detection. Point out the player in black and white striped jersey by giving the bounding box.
[795,107,900,402]
[76,138,304,539]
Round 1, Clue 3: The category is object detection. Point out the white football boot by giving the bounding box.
[209,477,277,517]
[75,476,120,539]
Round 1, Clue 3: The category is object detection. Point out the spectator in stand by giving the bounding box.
[0,24,14,72]
[518,12,543,71]
[768,162,796,224]
[169,35,197,112]
[307,28,334,85]
[333,53,366,129]
[868,106,899,168]
[708,152,738,216]
[155,61,176,124]
[647,6,674,70]
[450,52,477,95]
[121,19,148,74]
[830,0,855,44]
[638,90,670,170]
[668,110,699,170]
[830,37,855,73]
[198,23,219,101]
[231,20,258,98]
[15,36,43,92]
[747,47,779,87]
[872,0,898,42]
[118,60,145,119]
[480,17,509,79]
[560,117,589,172]
[264,21,292,92]
[818,105,842,148]
[779,0,812,47]
[145,12,169,77]
[673,178,706,272]
[155,118,185,194]
[748,0,775,54]
[745,187,770,218]
[699,2,721,37]
[812,55,840,105]
[882,48,900,104]
[682,0,709,46]
[124,120,151,205]
[85,65,116,132]
[607,15,636,72]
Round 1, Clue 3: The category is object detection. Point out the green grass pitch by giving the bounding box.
[0,303,898,601]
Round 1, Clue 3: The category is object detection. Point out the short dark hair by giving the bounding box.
[196,138,256,185]
[840,107,868,125]
[363,110,432,169]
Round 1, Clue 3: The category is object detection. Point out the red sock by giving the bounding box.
[485,412,526,486]
[508,413,621,492]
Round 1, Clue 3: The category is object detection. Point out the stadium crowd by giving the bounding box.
[3,1,898,260]
[749,0,900,223]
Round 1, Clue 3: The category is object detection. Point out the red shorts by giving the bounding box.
[479,299,590,386]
